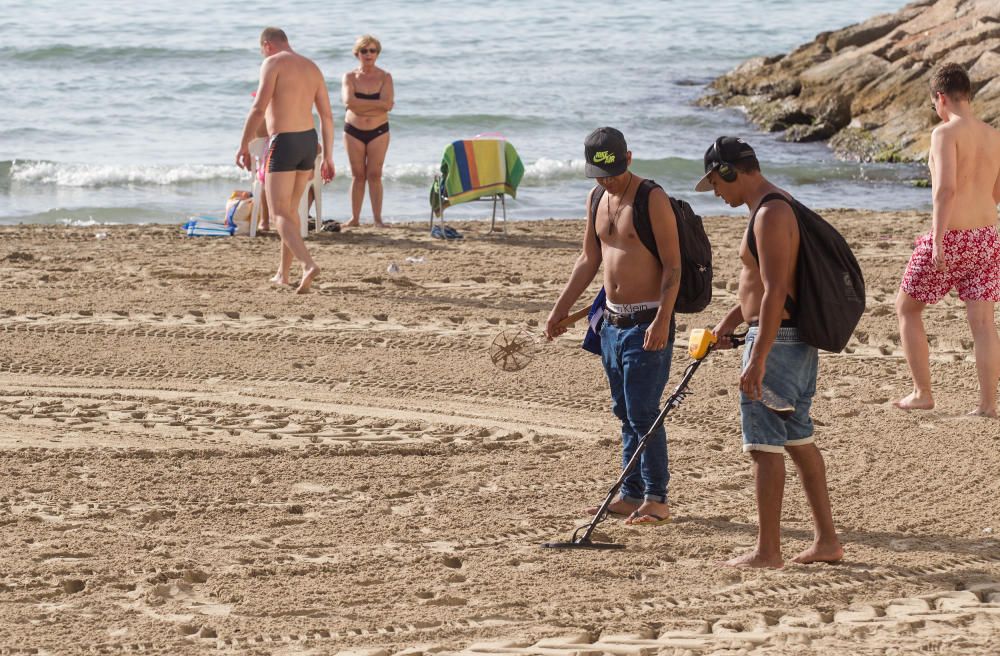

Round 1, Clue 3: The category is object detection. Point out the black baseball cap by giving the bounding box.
[584,127,628,178]
[694,136,757,192]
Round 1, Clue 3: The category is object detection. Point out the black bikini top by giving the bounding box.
[355,75,385,100]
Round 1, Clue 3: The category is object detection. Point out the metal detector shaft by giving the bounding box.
[542,331,747,550]
[570,353,710,546]
[556,306,591,330]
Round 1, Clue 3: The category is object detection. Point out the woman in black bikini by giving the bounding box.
[341,34,394,227]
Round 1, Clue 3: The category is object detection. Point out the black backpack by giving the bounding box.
[590,179,713,314]
[747,193,865,352]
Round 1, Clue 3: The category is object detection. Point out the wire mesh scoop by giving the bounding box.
[489,307,590,372]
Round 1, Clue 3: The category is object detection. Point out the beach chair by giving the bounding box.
[248,137,322,239]
[429,137,524,236]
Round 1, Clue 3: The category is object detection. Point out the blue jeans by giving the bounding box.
[600,320,673,504]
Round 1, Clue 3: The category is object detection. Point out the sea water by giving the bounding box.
[0,0,926,226]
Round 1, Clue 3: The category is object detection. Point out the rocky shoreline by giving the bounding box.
[699,0,1000,162]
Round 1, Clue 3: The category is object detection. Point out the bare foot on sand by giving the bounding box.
[724,550,784,569]
[791,541,844,564]
[585,499,638,518]
[344,219,360,228]
[624,500,671,526]
[374,219,390,228]
[296,266,319,294]
[968,408,999,419]
[893,391,934,411]
[269,274,290,286]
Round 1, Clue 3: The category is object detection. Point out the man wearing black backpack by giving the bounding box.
[545,127,682,527]
[698,137,843,568]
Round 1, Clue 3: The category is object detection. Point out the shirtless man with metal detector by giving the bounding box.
[700,137,842,568]
[546,127,681,527]
[237,27,335,294]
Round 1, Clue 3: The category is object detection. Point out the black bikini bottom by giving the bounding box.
[344,122,390,145]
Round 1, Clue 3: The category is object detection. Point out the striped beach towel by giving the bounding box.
[429,139,525,217]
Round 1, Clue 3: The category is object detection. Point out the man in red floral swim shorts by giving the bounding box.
[895,63,1000,418]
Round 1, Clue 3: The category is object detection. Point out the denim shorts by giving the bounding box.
[740,326,818,453]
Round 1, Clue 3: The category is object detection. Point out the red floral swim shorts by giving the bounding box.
[900,226,1000,304]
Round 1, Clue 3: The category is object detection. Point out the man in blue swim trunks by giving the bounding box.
[237,27,334,294]
[698,137,842,568]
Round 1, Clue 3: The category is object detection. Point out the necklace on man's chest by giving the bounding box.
[607,173,635,235]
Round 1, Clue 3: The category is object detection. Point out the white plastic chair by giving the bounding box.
[298,153,323,236]
[248,137,322,238]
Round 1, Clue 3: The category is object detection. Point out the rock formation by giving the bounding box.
[699,0,1000,162]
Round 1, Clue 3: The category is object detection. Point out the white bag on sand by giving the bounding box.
[226,191,253,236]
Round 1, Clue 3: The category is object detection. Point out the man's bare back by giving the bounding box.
[261,51,325,134]
[593,176,664,304]
[930,116,1000,230]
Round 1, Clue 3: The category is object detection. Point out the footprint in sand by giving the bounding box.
[421,593,467,606]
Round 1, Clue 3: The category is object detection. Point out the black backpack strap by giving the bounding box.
[589,179,661,261]
[632,179,661,260]
[746,193,792,261]
[747,193,797,315]
[589,185,605,249]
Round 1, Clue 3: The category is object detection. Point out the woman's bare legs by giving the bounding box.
[365,131,390,226]
[344,132,367,227]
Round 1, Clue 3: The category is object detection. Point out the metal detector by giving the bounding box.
[542,328,745,550]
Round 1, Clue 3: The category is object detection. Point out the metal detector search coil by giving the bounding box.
[489,306,590,372]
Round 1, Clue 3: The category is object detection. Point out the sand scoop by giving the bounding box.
[489,307,590,372]
[542,329,746,550]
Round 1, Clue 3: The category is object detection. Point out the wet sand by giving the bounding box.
[1,212,999,654]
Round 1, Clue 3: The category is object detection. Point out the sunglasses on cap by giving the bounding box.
[358,48,378,55]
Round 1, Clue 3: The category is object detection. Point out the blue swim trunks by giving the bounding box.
[740,325,818,453]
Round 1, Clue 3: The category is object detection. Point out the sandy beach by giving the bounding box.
[1,212,999,654]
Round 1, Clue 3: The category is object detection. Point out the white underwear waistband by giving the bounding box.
[605,299,661,314]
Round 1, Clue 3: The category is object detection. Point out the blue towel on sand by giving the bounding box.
[183,215,235,237]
